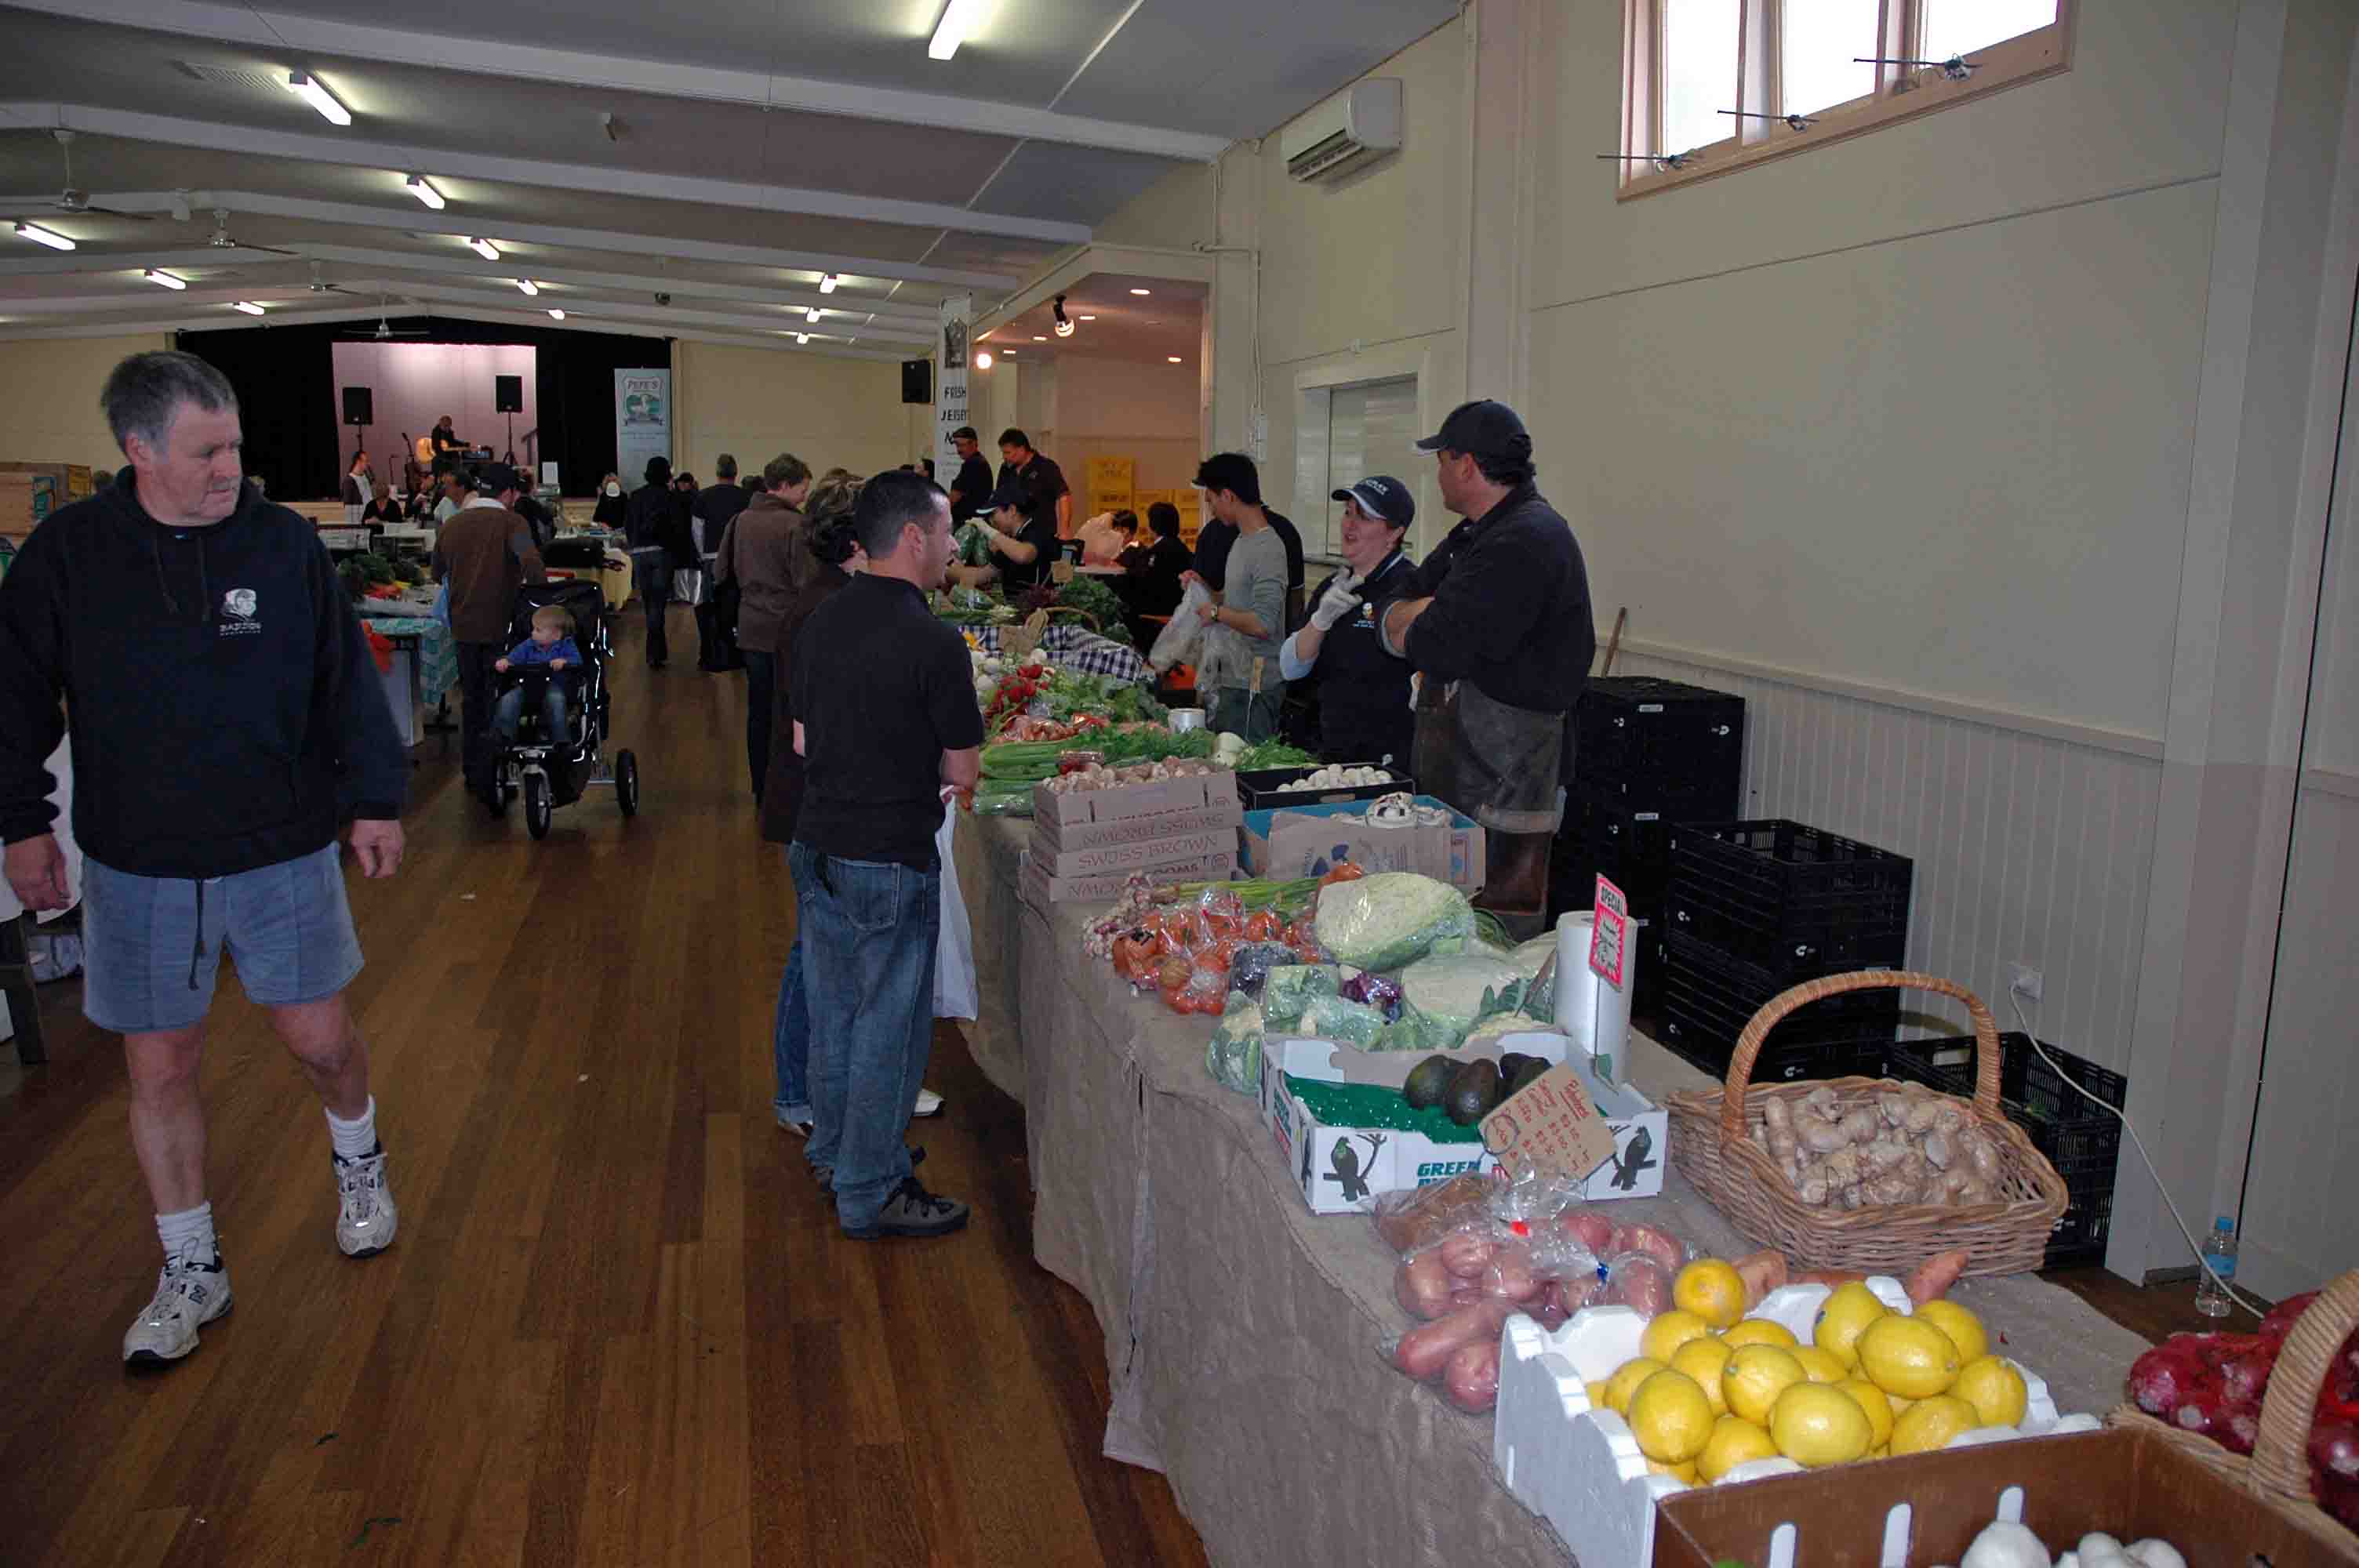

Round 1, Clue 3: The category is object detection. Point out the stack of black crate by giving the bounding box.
[1661,820,1914,1083]
[1551,677,1746,1018]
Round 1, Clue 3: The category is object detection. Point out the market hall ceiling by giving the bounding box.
[0,0,1457,358]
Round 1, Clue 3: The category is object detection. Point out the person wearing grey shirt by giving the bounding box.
[1190,452,1288,740]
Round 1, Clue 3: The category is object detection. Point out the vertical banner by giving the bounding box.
[934,292,972,486]
[614,368,671,492]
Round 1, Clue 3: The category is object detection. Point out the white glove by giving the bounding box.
[1310,572,1365,632]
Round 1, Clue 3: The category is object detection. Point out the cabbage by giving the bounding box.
[1299,993,1387,1047]
[1311,873,1475,973]
[1263,965,1339,1030]
[1398,952,1527,1040]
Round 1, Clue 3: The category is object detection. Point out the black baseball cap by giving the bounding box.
[1332,475,1415,530]
[479,462,522,495]
[1414,399,1530,460]
[986,475,1029,513]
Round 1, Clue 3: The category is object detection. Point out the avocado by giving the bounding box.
[1507,1056,1550,1097]
[1445,1058,1506,1126]
[1401,1053,1457,1112]
[1496,1051,1539,1083]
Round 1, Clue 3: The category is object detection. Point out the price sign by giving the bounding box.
[1479,1063,1617,1182]
[1590,873,1629,991]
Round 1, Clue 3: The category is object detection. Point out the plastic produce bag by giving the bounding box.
[1298,992,1387,1047]
[1205,995,1265,1095]
[1312,873,1477,973]
[1261,964,1339,1030]
[1226,942,1296,1001]
[1372,1172,1498,1254]
[1371,1000,1466,1054]
[1194,620,1252,697]
[1397,951,1528,1041]
[1148,579,1211,673]
[1338,970,1404,1021]
[933,810,978,1021]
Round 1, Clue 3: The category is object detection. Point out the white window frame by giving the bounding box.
[1618,0,2076,199]
[1292,345,1443,562]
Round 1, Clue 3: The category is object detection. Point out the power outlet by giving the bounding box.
[2009,964,2045,1003]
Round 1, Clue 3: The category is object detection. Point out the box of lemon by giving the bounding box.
[1492,1269,2099,1568]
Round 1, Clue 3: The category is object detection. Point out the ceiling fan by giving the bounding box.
[0,129,153,221]
[338,295,433,339]
[204,206,295,256]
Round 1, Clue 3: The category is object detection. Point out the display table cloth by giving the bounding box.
[969,621,1148,685]
[953,813,2157,1568]
[357,612,457,700]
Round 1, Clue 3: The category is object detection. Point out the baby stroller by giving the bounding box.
[486,578,641,840]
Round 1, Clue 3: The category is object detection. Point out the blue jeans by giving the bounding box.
[789,843,940,1231]
[770,924,810,1125]
[492,681,568,742]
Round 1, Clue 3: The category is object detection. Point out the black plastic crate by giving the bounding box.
[1234,764,1413,811]
[1572,677,1745,811]
[1669,819,1913,972]
[1557,787,1677,911]
[2045,1178,2116,1266]
[1658,1026,1891,1087]
[1662,931,1900,1070]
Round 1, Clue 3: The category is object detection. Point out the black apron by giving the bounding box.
[1413,676,1565,938]
[1314,553,1415,767]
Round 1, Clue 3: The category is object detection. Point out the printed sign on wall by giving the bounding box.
[614,369,671,493]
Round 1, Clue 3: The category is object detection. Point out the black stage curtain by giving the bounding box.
[179,319,669,500]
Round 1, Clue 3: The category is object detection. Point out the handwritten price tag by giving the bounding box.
[1479,1064,1617,1182]
[1590,873,1628,991]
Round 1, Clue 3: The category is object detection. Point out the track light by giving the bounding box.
[548,308,566,320]
[1033,335,1046,341]
[929,0,983,60]
[144,269,187,291]
[820,273,839,294]
[231,301,266,315]
[467,237,500,260]
[514,278,539,296]
[1168,356,1183,363]
[975,350,993,369]
[13,222,74,251]
[1052,292,1074,337]
[405,175,445,210]
[1078,314,1096,321]
[286,71,352,126]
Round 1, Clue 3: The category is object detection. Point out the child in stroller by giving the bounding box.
[492,605,581,744]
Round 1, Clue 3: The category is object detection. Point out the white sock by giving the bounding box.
[156,1202,217,1266]
[326,1096,377,1160]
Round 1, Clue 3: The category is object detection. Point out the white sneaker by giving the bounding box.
[122,1252,232,1365]
[912,1088,945,1119]
[333,1143,398,1258]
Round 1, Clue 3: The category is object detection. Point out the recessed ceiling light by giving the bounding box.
[547,307,566,320]
[1001,347,1016,354]
[1130,287,1151,296]
[285,71,352,126]
[974,350,993,368]
[144,269,188,291]
[405,175,445,210]
[13,222,74,251]
[1033,334,1046,341]
[232,300,266,315]
[514,278,539,296]
[929,0,983,61]
[819,274,838,294]
[796,332,810,345]
[1168,356,1183,363]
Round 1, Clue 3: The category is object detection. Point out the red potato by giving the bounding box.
[1440,1229,1500,1280]
[1561,1210,1616,1255]
[1448,1287,1485,1311]
[1394,1250,1458,1320]
[1903,1248,1969,1305]
[1394,1298,1516,1381]
[1556,1273,1602,1314]
[1481,1245,1542,1303]
[1798,1268,1869,1290]
[1605,1253,1672,1317]
[1444,1338,1504,1413]
[1611,1221,1685,1274]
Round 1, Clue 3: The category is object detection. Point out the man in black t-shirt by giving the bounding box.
[996,427,1070,539]
[790,470,980,1240]
[946,426,994,524]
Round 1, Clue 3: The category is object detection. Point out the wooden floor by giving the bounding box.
[0,604,1210,1568]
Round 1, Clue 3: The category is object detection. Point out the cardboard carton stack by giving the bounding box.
[1020,770,1244,905]
[0,462,94,540]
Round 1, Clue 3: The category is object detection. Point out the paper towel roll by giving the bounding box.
[1554,911,1636,1066]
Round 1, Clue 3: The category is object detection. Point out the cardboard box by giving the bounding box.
[1020,851,1235,906]
[1241,794,1487,896]
[1030,768,1241,831]
[0,463,91,535]
[1030,826,1242,880]
[1030,794,1243,853]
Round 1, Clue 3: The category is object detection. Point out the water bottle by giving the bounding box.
[2195,1216,2237,1316]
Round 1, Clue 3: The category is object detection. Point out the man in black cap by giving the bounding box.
[946,427,993,525]
[995,428,1070,541]
[1377,400,1593,937]
[973,474,1060,593]
[1280,476,1419,768]
[434,463,547,810]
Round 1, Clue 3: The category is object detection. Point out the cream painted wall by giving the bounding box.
[673,343,921,482]
[1044,355,1201,496]
[0,333,173,469]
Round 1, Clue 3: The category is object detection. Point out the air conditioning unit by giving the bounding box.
[1281,78,1403,183]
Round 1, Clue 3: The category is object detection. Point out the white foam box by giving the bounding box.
[1260,1031,1572,1214]
[1490,1279,2099,1568]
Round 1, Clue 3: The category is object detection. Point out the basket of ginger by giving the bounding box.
[1664,971,2070,1279]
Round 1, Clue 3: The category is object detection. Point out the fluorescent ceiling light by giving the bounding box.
[514,278,539,296]
[286,71,352,126]
[796,332,810,345]
[231,300,266,315]
[547,308,566,320]
[1078,314,1096,321]
[974,350,993,368]
[819,273,839,294]
[806,307,822,323]
[1033,334,1046,341]
[1168,356,1183,363]
[1130,287,1151,296]
[144,269,187,291]
[929,0,983,61]
[405,175,445,210]
[13,222,74,251]
[467,237,500,260]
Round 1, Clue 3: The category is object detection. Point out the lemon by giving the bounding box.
[1856,1314,1961,1399]
[1722,1344,1807,1425]
[1836,1378,1895,1449]
[1888,1394,1979,1455]
[1867,1444,1890,1459]
[1670,1337,1735,1416]
[1629,1370,1717,1464]
[1696,1414,1780,1483]
[1641,1308,1717,1366]
[1721,1318,1800,1351]
[1769,1381,1874,1467]
[1811,1282,1889,1371]
[1912,1299,1990,1367]
[1791,1345,1847,1384]
[1951,1355,2029,1428]
[1674,1258,1748,1329]
[1645,1457,1701,1484]
[1887,1394,1917,1420]
[1586,1380,1609,1410]
[1602,1356,1669,1414]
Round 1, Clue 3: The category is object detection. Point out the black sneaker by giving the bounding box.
[843,1176,969,1240]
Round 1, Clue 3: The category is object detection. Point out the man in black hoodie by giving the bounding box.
[623,456,691,667]
[0,350,409,1367]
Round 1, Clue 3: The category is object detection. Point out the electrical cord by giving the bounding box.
[2005,992,2270,1319]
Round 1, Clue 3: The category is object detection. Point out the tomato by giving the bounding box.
[1241,909,1282,942]
[1202,937,1240,971]
[1321,862,1367,886]
[1112,932,1162,982]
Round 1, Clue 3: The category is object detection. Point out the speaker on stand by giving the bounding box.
[495,375,524,466]
[340,386,374,466]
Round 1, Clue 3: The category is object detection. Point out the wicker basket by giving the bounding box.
[1000,608,1050,665]
[2109,1269,2359,1562]
[1663,970,2069,1276]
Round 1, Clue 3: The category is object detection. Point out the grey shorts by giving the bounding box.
[82,844,365,1034]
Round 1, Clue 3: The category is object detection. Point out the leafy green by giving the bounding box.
[1235,739,1318,771]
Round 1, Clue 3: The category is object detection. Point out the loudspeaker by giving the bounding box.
[900,358,932,405]
[340,386,373,426]
[494,375,524,414]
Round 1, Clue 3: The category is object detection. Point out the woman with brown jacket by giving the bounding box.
[714,452,812,801]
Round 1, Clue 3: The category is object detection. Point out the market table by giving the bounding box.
[954,811,2161,1567]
